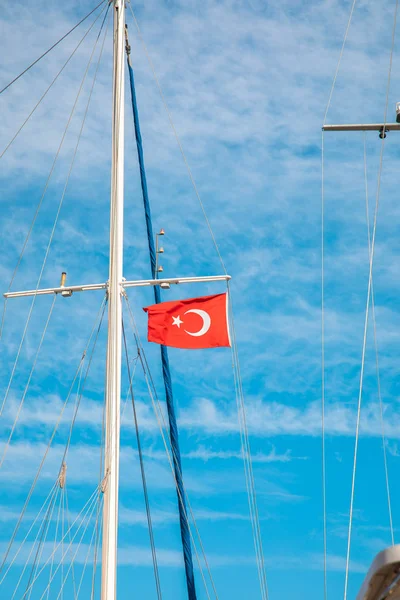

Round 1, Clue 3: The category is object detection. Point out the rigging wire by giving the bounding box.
[123,295,218,600]
[230,316,268,600]
[61,299,108,465]
[31,298,107,593]
[0,297,107,580]
[343,2,399,598]
[126,2,227,276]
[46,494,102,600]
[40,297,107,597]
[90,509,104,600]
[363,134,394,546]
[53,495,103,600]
[124,30,197,600]
[0,483,57,585]
[62,367,85,600]
[228,296,265,597]
[61,486,65,600]
[0,3,109,344]
[87,348,138,600]
[0,0,107,96]
[46,486,64,600]
[0,295,57,467]
[12,487,99,599]
[323,0,358,125]
[0,2,108,161]
[23,486,60,600]
[136,360,213,600]
[64,485,78,600]
[321,0,365,595]
[20,487,101,600]
[55,293,108,597]
[9,484,59,600]
[90,351,108,600]
[47,297,106,591]
[75,506,101,598]
[227,282,268,600]
[0,17,110,461]
[122,320,163,600]
[321,130,328,600]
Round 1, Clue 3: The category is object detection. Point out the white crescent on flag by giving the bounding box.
[184,309,211,337]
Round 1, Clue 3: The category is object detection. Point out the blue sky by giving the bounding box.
[2,0,400,598]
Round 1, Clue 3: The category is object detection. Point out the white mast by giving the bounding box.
[2,3,231,596]
[101,1,125,599]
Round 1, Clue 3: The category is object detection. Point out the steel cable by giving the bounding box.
[123,294,219,600]
[0,0,107,95]
[122,320,163,600]
[343,2,399,598]
[227,282,268,600]
[363,134,394,545]
[0,6,109,415]
[0,295,57,468]
[127,2,227,276]
[0,297,106,580]
[0,3,108,161]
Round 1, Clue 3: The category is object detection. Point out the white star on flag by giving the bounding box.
[172,315,183,328]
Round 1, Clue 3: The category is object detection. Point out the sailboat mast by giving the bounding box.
[101,1,125,599]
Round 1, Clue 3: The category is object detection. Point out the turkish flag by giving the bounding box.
[143,293,231,349]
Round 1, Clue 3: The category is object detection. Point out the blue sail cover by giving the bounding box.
[127,51,197,600]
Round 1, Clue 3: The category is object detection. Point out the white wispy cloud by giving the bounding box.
[179,397,400,438]
[2,1,400,598]
[3,391,400,440]
[148,444,307,462]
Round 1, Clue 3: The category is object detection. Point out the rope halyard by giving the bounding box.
[126,2,227,277]
[124,33,198,599]
[363,135,394,546]
[0,294,57,466]
[323,0,358,125]
[75,496,104,598]
[227,282,268,600]
[122,321,163,600]
[123,295,219,600]
[21,488,60,600]
[24,487,101,600]
[90,499,104,600]
[343,3,399,598]
[0,297,107,583]
[0,9,109,417]
[321,130,328,600]
[10,485,59,600]
[0,483,58,585]
[46,486,64,600]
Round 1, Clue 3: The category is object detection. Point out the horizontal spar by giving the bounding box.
[123,275,231,288]
[3,282,107,298]
[323,123,400,131]
[3,275,231,299]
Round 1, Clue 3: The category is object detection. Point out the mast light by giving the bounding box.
[155,229,166,281]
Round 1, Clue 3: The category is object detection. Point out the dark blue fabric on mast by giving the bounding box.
[127,56,197,600]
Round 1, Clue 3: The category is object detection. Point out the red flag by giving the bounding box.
[143,293,231,349]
